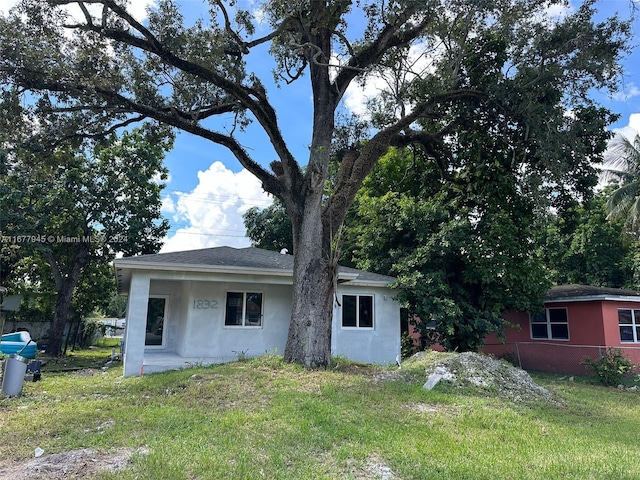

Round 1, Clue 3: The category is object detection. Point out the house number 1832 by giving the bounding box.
[193,299,219,309]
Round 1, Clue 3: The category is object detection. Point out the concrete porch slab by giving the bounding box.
[140,352,233,375]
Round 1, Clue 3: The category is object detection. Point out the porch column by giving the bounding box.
[123,272,150,377]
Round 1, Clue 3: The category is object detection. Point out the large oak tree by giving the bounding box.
[0,0,630,366]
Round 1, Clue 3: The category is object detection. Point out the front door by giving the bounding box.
[145,297,167,347]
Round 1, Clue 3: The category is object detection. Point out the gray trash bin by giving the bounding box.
[2,354,29,396]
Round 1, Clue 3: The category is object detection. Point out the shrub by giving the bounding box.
[401,332,416,359]
[582,348,634,386]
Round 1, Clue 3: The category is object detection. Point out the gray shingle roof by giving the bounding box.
[546,284,640,301]
[116,246,395,284]
[123,246,294,271]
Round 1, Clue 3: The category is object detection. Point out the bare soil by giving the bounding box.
[0,447,148,479]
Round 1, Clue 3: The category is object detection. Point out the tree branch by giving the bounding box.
[47,0,302,194]
[88,86,283,197]
[333,9,432,98]
[212,0,249,55]
[291,42,366,72]
[42,249,63,291]
[323,88,484,235]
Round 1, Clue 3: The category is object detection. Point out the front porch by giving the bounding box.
[140,352,233,375]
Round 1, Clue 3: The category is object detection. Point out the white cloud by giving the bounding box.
[543,3,573,23]
[342,40,436,119]
[0,0,18,15]
[126,0,156,22]
[630,114,640,135]
[611,83,640,102]
[160,162,273,252]
[613,113,640,141]
[342,75,384,118]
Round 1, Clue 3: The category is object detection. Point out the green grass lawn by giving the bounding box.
[1,347,639,479]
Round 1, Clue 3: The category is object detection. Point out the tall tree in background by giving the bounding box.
[540,191,639,288]
[0,126,172,355]
[0,0,630,366]
[603,133,640,232]
[348,142,554,351]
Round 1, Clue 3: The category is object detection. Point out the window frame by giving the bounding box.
[341,294,374,329]
[529,307,569,341]
[618,308,640,343]
[224,291,263,328]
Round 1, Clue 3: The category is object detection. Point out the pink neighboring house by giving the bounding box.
[482,285,640,375]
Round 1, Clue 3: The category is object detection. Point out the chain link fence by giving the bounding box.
[482,342,640,375]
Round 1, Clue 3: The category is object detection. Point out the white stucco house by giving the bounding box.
[114,246,402,376]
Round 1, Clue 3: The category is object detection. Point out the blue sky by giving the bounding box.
[1,0,639,252]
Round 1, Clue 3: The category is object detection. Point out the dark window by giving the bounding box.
[549,308,567,323]
[550,323,569,340]
[529,308,569,340]
[531,324,548,339]
[342,294,374,328]
[400,308,410,334]
[225,292,244,326]
[342,295,357,327]
[145,297,166,346]
[618,309,632,325]
[359,296,373,328]
[245,293,263,326]
[225,292,262,327]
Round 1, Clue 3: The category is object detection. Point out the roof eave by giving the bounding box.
[342,279,394,288]
[113,260,294,277]
[545,295,640,303]
[113,260,365,282]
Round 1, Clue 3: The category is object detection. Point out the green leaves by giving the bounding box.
[582,347,634,386]
[348,143,550,352]
[602,133,640,234]
[243,199,294,254]
[540,191,636,288]
[0,124,172,349]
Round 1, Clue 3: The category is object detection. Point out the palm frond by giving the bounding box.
[606,181,638,220]
[600,133,640,184]
[628,196,640,232]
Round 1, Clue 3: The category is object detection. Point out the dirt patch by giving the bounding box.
[344,454,398,480]
[358,455,399,480]
[0,447,148,479]
[72,369,103,377]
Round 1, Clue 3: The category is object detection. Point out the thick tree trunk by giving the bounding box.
[283,185,336,368]
[46,279,76,356]
[283,221,336,367]
[44,242,90,356]
[284,251,335,368]
[283,6,341,368]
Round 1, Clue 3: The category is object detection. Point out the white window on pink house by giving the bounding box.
[618,309,640,343]
[530,308,569,340]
